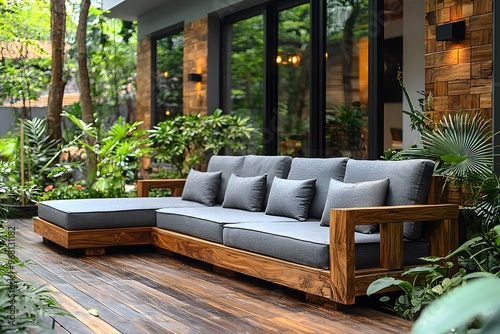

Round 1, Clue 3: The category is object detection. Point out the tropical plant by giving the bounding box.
[411,277,500,334]
[61,112,151,198]
[0,220,73,331]
[402,112,493,186]
[367,258,466,321]
[148,109,256,177]
[0,118,59,207]
[368,225,500,322]
[397,69,434,134]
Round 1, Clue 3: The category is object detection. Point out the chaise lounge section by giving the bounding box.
[34,155,459,306]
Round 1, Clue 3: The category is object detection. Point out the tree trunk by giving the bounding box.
[77,0,97,186]
[46,0,66,141]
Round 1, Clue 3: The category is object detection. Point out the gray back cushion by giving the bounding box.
[181,169,222,206]
[240,155,293,208]
[287,157,349,219]
[222,174,267,212]
[265,177,316,221]
[344,159,435,239]
[207,155,245,204]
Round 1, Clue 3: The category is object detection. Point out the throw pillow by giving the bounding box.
[181,169,222,206]
[320,178,390,233]
[265,177,316,221]
[222,174,267,212]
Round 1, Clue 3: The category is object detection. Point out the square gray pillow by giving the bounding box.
[320,178,390,233]
[181,169,222,206]
[222,174,267,212]
[265,177,316,221]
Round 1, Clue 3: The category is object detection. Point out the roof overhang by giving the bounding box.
[102,0,175,21]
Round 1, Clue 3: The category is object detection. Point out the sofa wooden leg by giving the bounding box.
[157,247,178,257]
[213,265,240,277]
[306,293,351,310]
[85,247,105,256]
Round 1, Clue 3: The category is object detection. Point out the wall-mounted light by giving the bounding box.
[436,20,466,41]
[187,73,202,82]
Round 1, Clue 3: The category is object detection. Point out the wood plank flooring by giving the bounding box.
[8,218,412,333]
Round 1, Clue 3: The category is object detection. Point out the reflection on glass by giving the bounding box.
[325,0,369,158]
[226,15,264,154]
[155,31,184,125]
[278,3,311,157]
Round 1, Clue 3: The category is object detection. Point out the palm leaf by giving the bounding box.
[403,113,493,181]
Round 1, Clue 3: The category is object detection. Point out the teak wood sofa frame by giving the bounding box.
[33,175,459,306]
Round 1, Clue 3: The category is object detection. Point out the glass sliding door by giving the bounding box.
[154,30,184,125]
[325,0,369,158]
[277,3,311,157]
[223,14,265,154]
[220,0,378,158]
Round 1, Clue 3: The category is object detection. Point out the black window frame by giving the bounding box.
[151,23,184,127]
[219,0,384,158]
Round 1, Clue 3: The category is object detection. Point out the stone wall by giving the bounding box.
[183,17,208,116]
[425,0,493,121]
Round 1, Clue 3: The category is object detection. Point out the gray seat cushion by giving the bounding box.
[240,155,293,208]
[38,197,206,230]
[287,157,349,219]
[223,222,430,269]
[344,159,435,239]
[206,155,245,204]
[156,206,298,243]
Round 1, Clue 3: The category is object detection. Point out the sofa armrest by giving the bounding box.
[137,179,187,197]
[329,204,459,305]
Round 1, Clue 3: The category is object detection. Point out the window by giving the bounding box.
[223,14,264,154]
[154,30,184,125]
[325,0,369,158]
[277,3,311,156]
[221,0,378,158]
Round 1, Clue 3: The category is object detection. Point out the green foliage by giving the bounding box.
[403,113,493,184]
[0,221,73,331]
[454,221,500,274]
[326,0,369,42]
[368,225,500,323]
[149,109,256,176]
[67,5,137,124]
[326,102,367,154]
[0,118,59,205]
[0,0,52,108]
[40,181,89,201]
[367,260,465,321]
[398,69,434,134]
[63,112,151,198]
[411,278,500,334]
[380,148,404,161]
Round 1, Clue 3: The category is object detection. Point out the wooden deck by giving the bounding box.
[9,218,412,333]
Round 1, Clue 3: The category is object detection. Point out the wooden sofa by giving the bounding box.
[34,156,459,307]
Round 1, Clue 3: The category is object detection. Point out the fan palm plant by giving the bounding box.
[402,112,494,207]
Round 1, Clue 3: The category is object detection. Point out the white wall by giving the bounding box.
[402,0,425,148]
